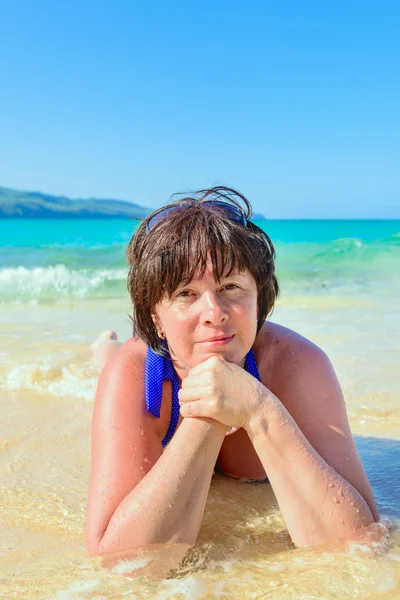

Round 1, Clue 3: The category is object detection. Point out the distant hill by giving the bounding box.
[0,185,266,220]
[0,186,153,219]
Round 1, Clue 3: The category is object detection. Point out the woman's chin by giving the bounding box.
[193,346,244,366]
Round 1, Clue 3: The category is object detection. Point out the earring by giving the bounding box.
[157,330,166,340]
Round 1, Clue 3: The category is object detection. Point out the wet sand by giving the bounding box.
[0,297,399,599]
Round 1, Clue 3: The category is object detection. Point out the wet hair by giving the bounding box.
[127,186,279,354]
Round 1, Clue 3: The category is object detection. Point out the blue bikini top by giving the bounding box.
[145,347,261,447]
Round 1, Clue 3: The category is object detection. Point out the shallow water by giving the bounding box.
[0,219,399,598]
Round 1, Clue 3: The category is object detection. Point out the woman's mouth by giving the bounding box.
[198,335,235,345]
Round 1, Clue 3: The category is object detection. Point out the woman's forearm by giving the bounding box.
[96,418,227,555]
[246,399,375,547]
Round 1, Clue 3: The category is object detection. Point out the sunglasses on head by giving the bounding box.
[145,200,248,233]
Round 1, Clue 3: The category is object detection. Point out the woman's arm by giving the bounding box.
[86,345,227,556]
[246,381,377,547]
[179,345,378,548]
[249,340,379,548]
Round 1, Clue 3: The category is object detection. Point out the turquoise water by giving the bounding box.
[0,218,399,302]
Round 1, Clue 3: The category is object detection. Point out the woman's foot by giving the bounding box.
[91,330,122,368]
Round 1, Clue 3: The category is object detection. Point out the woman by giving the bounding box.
[86,186,378,557]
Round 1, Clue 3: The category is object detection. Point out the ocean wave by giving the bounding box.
[0,244,127,269]
[0,265,127,302]
[3,361,97,401]
[1,235,399,304]
[275,238,400,291]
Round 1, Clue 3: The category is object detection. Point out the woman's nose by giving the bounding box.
[199,292,228,324]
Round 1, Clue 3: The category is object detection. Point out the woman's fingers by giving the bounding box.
[188,355,227,377]
[178,385,208,404]
[180,374,210,390]
[179,400,212,418]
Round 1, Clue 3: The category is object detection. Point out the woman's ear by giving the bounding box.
[151,313,165,340]
[151,313,162,331]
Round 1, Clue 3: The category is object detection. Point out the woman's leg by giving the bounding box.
[91,330,122,369]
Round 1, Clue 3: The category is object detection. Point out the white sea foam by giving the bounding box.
[51,578,100,599]
[208,559,235,573]
[0,265,127,302]
[265,562,285,571]
[375,572,396,593]
[387,553,400,561]
[112,556,152,574]
[157,576,206,600]
[48,367,97,401]
[5,362,97,400]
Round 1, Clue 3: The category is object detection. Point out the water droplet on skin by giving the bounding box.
[340,518,344,525]
[328,483,335,488]
[356,508,360,513]
[339,489,344,497]
[329,510,333,516]
[333,497,339,503]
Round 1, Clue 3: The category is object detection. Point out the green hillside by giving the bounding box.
[0,186,153,218]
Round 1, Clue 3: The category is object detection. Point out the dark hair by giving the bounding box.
[127,186,279,354]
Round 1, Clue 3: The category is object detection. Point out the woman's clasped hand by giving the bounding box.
[178,355,268,430]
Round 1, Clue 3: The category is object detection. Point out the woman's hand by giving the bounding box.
[178,356,267,429]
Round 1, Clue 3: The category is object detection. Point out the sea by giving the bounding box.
[0,218,399,599]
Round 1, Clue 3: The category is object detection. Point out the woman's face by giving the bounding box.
[153,260,258,373]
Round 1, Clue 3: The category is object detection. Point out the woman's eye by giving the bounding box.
[176,290,193,298]
[224,284,239,291]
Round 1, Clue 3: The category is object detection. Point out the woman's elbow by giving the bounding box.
[86,533,103,557]
[86,520,109,557]
[86,527,143,557]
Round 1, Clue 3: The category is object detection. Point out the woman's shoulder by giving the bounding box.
[102,336,148,373]
[255,320,323,353]
[254,321,329,390]
[96,337,150,408]
[94,336,172,443]
[94,336,168,436]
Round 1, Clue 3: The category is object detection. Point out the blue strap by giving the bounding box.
[144,348,163,418]
[162,358,181,447]
[145,348,261,447]
[245,349,261,381]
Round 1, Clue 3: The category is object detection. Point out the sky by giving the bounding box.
[0,0,399,218]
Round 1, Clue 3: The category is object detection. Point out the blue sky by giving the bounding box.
[0,1,399,218]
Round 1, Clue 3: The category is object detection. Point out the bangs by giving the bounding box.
[148,209,256,301]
